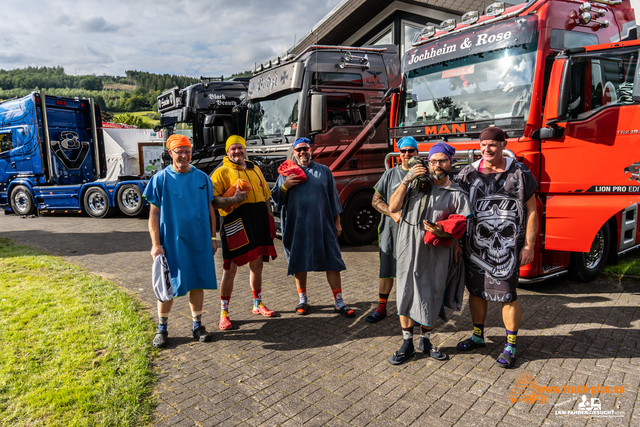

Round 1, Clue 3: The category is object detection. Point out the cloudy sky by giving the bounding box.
[2,0,343,77]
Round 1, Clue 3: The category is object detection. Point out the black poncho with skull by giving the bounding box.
[456,158,538,302]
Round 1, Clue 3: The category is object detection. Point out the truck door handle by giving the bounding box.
[10,162,16,169]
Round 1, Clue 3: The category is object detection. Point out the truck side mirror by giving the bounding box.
[531,126,564,140]
[310,93,327,134]
[382,87,399,103]
[542,57,570,124]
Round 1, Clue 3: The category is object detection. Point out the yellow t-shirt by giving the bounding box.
[211,157,271,216]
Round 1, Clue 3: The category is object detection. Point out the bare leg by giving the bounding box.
[220,262,237,298]
[379,278,394,295]
[502,300,522,331]
[294,271,308,291]
[468,294,488,325]
[326,270,341,289]
[249,257,263,292]
[157,299,173,323]
[189,289,204,313]
[399,315,415,329]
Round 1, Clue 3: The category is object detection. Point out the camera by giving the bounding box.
[407,156,432,192]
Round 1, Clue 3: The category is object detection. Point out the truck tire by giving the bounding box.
[569,223,610,282]
[117,184,144,217]
[340,192,380,246]
[10,185,36,216]
[83,187,115,218]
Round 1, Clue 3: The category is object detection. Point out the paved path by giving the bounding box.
[2,213,639,426]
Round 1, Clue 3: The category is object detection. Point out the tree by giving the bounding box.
[79,76,103,91]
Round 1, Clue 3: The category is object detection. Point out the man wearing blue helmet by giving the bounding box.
[367,136,419,323]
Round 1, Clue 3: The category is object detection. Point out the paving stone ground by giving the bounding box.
[2,213,639,426]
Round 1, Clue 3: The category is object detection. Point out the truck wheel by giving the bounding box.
[10,185,36,216]
[569,223,610,282]
[83,187,115,218]
[340,192,380,246]
[117,184,144,217]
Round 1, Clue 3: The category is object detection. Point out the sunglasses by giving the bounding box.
[295,147,310,152]
[400,148,416,154]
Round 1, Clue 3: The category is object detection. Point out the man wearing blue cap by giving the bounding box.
[367,136,419,323]
[272,137,354,317]
[387,142,472,365]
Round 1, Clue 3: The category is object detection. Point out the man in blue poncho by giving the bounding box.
[144,134,217,348]
[272,137,355,317]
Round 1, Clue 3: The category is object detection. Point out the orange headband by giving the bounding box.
[167,134,192,151]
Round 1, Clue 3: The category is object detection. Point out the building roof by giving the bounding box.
[290,0,489,54]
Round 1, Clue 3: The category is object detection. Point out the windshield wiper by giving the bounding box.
[247,134,265,145]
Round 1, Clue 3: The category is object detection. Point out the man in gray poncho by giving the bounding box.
[387,142,472,365]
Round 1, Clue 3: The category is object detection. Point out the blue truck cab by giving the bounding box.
[0,92,148,218]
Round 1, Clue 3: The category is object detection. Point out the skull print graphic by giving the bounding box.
[469,195,524,279]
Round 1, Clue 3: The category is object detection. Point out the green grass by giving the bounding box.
[0,238,157,426]
[130,111,160,127]
[604,251,640,278]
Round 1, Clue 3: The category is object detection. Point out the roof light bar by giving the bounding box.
[462,11,480,25]
[486,2,505,16]
[440,19,456,32]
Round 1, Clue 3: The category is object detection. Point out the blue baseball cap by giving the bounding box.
[293,137,311,149]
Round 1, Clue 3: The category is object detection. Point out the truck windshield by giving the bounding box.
[172,122,194,141]
[247,91,300,140]
[399,42,536,130]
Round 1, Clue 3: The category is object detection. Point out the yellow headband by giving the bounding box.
[226,135,246,152]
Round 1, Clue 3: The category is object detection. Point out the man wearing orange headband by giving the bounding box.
[211,135,277,330]
[144,134,218,348]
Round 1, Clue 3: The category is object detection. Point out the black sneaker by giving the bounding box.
[192,325,213,342]
[153,330,168,348]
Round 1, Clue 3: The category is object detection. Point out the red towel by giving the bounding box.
[423,214,467,246]
[277,159,307,182]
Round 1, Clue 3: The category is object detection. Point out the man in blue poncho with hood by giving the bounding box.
[272,137,355,317]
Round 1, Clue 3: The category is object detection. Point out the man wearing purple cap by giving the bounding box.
[455,126,538,369]
[367,136,419,323]
[386,142,471,365]
[272,137,354,317]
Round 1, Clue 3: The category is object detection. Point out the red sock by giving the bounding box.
[377,297,388,314]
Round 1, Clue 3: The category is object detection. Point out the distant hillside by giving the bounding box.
[0,67,251,116]
[103,83,137,91]
[0,66,200,114]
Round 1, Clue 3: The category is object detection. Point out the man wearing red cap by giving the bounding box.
[455,126,538,369]
[211,135,277,330]
[144,134,217,348]
[271,137,353,317]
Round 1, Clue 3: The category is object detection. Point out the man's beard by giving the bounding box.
[432,168,449,180]
[295,155,311,166]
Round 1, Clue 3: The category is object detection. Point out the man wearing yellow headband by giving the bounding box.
[211,135,277,330]
[143,134,217,348]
